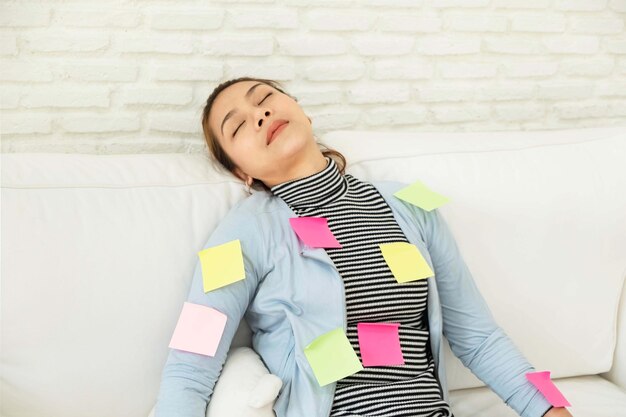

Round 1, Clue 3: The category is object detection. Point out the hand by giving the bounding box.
[544,407,573,417]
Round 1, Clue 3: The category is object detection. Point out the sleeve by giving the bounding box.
[153,206,266,417]
[415,206,553,417]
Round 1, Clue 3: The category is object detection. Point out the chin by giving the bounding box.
[273,133,309,157]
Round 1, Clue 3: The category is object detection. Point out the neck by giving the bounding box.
[264,153,329,188]
[270,155,348,208]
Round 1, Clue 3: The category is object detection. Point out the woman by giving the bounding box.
[154,77,572,417]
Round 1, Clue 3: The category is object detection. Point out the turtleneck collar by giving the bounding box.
[270,156,349,209]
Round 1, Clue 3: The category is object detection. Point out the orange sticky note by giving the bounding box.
[169,302,227,357]
[198,239,246,292]
[357,322,404,367]
[379,242,434,283]
[289,217,342,248]
[526,371,571,407]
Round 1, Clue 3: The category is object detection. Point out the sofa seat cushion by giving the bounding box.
[449,375,626,417]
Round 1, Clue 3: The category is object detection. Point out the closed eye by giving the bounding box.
[232,92,273,137]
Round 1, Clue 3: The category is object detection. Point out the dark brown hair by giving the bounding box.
[201,76,347,192]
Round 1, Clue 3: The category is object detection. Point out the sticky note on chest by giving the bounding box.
[393,180,449,211]
[379,242,434,283]
[357,322,405,367]
[198,239,245,292]
[289,217,342,248]
[304,327,363,386]
[168,302,227,357]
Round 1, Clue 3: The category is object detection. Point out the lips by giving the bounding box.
[267,120,288,144]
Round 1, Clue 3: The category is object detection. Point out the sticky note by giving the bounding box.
[526,371,571,407]
[304,327,363,386]
[198,239,245,292]
[394,180,450,211]
[289,217,342,248]
[379,242,434,283]
[357,322,404,367]
[169,302,227,357]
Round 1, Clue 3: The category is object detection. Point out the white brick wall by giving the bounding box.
[1,0,625,154]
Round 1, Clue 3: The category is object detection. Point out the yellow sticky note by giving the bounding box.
[304,327,363,386]
[379,242,434,283]
[393,180,450,211]
[198,239,245,292]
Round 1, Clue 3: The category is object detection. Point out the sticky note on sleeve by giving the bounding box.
[379,242,434,283]
[168,302,228,357]
[526,371,571,407]
[393,180,450,211]
[289,217,342,248]
[304,327,363,386]
[357,322,404,367]
[198,239,246,292]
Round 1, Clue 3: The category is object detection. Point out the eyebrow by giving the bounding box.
[220,82,264,137]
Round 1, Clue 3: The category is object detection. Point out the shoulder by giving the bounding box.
[203,190,275,245]
[202,191,276,278]
[369,178,435,236]
[213,189,282,244]
[221,189,275,219]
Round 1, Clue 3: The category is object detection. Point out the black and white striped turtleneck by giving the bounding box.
[271,156,454,417]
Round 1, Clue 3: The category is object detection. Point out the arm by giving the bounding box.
[418,207,553,417]
[154,206,266,417]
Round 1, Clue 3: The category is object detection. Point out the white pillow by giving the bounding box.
[149,347,282,417]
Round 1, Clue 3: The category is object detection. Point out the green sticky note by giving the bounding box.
[379,242,434,283]
[198,239,246,292]
[304,327,363,386]
[393,180,450,211]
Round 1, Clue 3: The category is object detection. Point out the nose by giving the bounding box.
[258,110,270,127]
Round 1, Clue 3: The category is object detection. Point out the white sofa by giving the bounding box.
[2,126,626,417]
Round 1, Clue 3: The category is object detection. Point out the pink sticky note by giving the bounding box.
[526,371,571,407]
[169,302,227,357]
[357,322,405,367]
[289,217,342,248]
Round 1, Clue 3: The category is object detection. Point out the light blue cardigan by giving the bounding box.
[155,180,552,417]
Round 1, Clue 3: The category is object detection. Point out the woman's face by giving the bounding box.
[209,80,324,188]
